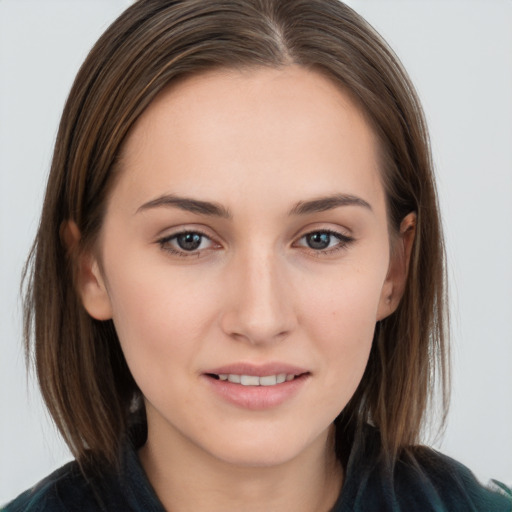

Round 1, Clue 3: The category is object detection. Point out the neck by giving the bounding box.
[139,421,343,512]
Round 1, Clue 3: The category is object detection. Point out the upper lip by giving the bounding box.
[204,362,310,377]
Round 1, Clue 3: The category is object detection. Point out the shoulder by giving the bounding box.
[1,430,164,512]
[1,460,128,512]
[2,461,93,511]
[395,446,512,511]
[338,426,512,512]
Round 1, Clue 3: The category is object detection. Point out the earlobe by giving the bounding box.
[80,257,114,321]
[60,221,113,321]
[377,212,416,320]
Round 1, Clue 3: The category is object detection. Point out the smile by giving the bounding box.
[204,370,310,410]
[209,373,297,386]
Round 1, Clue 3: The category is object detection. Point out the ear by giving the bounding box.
[60,221,113,321]
[377,212,416,321]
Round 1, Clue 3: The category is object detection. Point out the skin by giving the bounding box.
[76,66,414,512]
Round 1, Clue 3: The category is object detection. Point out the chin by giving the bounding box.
[197,424,333,469]
[210,444,306,468]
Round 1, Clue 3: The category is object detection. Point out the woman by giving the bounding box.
[3,0,511,510]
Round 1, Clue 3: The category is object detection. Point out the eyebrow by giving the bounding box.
[136,194,232,218]
[289,194,372,215]
[136,192,371,218]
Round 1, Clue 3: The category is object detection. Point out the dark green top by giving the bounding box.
[3,426,511,511]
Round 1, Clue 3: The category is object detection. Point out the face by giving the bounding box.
[80,66,406,468]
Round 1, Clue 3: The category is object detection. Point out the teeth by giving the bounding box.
[219,373,297,386]
[259,375,277,386]
[241,375,260,386]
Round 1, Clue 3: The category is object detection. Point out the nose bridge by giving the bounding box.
[221,242,295,344]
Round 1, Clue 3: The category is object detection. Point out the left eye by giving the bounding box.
[159,231,214,254]
[297,231,350,251]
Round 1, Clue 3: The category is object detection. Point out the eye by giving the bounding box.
[175,232,205,251]
[157,230,218,256]
[295,230,353,254]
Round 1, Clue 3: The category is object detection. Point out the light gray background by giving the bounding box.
[1,0,511,503]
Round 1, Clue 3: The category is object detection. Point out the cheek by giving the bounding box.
[304,260,385,341]
[103,254,220,381]
[300,264,385,400]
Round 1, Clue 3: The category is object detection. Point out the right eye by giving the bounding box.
[157,230,218,256]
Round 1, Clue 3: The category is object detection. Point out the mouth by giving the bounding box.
[202,363,310,409]
[205,372,306,387]
[203,368,310,409]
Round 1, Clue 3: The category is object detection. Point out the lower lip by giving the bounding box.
[203,374,309,410]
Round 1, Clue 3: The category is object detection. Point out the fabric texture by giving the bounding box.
[3,426,511,511]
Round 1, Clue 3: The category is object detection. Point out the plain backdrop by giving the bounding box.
[1,0,511,504]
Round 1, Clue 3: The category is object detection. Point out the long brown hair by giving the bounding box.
[24,0,449,470]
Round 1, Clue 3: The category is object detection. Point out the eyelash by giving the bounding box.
[156,229,354,258]
[295,229,354,257]
[157,229,216,257]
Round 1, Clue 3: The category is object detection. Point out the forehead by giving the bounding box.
[114,65,385,216]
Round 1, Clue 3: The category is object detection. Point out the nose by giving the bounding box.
[220,248,297,345]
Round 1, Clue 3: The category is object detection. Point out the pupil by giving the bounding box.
[177,233,202,251]
[307,232,330,249]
